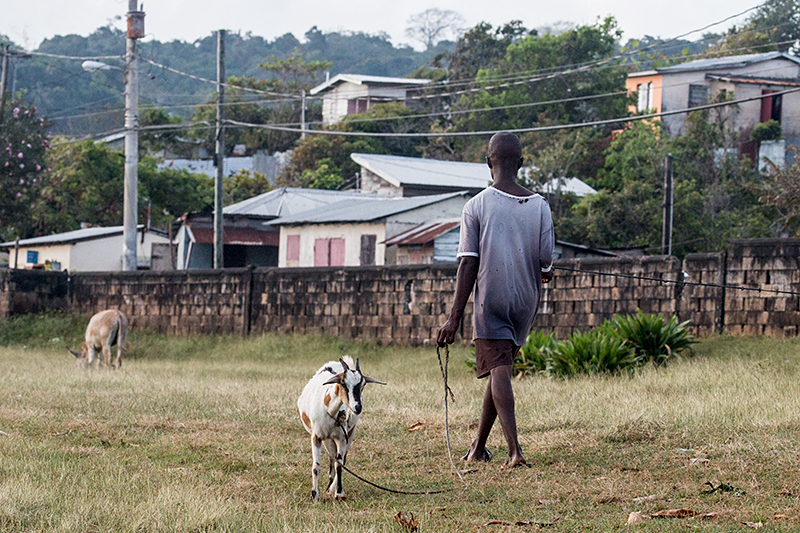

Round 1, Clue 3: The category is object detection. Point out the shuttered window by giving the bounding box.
[360,235,376,265]
[314,238,346,266]
[286,235,300,261]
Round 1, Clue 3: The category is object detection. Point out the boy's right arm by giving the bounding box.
[437,256,479,346]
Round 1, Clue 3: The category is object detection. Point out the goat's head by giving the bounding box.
[68,344,90,369]
[323,357,386,415]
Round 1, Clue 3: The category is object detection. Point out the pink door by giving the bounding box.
[314,239,330,266]
[330,238,345,266]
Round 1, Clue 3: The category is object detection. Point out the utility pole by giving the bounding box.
[123,1,144,271]
[662,153,674,256]
[0,44,9,126]
[301,88,307,138]
[213,29,226,269]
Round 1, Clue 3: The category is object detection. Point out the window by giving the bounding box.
[347,99,369,114]
[760,90,782,123]
[286,235,300,261]
[360,235,376,266]
[637,82,654,112]
[688,84,709,108]
[314,238,346,266]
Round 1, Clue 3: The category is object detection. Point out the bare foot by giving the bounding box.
[501,456,532,469]
[460,446,492,462]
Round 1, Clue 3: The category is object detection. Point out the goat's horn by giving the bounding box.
[323,374,340,386]
[356,358,360,372]
[363,375,387,385]
[340,358,350,372]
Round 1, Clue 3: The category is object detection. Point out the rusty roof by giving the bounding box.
[383,220,460,246]
[188,224,279,246]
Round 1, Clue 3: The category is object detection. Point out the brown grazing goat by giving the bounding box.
[69,309,129,369]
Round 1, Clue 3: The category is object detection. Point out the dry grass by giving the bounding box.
[1,332,799,531]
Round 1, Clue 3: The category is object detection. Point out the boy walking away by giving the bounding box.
[437,132,554,468]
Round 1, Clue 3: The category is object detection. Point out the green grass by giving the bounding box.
[1,315,800,531]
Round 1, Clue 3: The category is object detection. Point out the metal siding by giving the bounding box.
[434,230,460,263]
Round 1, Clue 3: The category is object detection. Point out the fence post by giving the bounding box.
[242,265,254,337]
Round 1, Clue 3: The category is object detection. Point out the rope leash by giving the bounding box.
[339,462,452,495]
[437,343,465,484]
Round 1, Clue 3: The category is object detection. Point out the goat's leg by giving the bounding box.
[310,435,323,501]
[331,437,348,500]
[114,345,123,369]
[323,440,337,494]
[101,344,112,367]
[87,345,98,368]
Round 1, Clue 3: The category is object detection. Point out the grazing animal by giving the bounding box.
[297,356,386,501]
[69,309,129,369]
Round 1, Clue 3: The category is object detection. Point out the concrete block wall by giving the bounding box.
[1,238,799,343]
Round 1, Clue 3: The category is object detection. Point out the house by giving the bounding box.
[0,226,169,272]
[310,74,431,125]
[351,152,597,198]
[158,151,288,187]
[174,188,369,269]
[383,220,615,265]
[267,192,469,267]
[626,52,800,153]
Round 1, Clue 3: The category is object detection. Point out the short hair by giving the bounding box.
[487,132,522,161]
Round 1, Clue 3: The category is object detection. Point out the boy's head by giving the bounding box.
[486,132,523,172]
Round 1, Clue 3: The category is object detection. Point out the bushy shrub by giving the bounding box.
[548,330,637,377]
[750,119,781,142]
[608,310,697,366]
[464,310,696,378]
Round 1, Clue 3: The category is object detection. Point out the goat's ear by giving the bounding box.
[68,348,81,358]
[339,358,350,372]
[323,374,341,386]
[363,375,387,386]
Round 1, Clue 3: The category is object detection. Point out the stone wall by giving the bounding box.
[1,238,799,343]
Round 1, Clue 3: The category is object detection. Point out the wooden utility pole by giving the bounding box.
[662,153,674,256]
[213,29,226,269]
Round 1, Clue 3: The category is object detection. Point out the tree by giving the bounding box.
[223,169,272,205]
[707,0,800,54]
[748,146,800,235]
[405,8,466,50]
[0,99,50,240]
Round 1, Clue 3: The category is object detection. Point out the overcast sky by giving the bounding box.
[3,0,759,51]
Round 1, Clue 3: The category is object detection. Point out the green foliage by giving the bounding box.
[301,158,343,190]
[223,169,272,205]
[0,99,50,240]
[468,311,696,379]
[549,330,637,377]
[0,311,86,350]
[606,310,698,366]
[515,330,560,376]
[750,120,782,142]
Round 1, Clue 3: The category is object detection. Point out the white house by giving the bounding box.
[268,192,469,267]
[0,226,169,272]
[310,74,431,125]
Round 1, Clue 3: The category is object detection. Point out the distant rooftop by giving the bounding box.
[266,191,467,225]
[310,73,430,96]
[223,187,374,219]
[0,225,147,248]
[352,153,491,190]
[629,51,800,77]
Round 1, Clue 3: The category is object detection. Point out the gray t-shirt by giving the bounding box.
[457,187,554,346]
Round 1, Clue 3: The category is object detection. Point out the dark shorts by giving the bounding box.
[475,338,519,379]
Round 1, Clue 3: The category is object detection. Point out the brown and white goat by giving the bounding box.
[297,356,386,501]
[69,309,129,369]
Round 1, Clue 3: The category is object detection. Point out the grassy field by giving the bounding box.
[1,315,800,532]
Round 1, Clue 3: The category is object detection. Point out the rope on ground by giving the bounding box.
[438,343,465,484]
[339,462,452,495]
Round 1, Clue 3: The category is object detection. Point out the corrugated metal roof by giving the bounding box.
[351,153,491,189]
[188,225,279,246]
[651,52,799,74]
[310,73,430,95]
[383,220,460,245]
[538,177,597,197]
[706,74,800,87]
[0,225,143,247]
[223,187,371,218]
[266,191,467,225]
